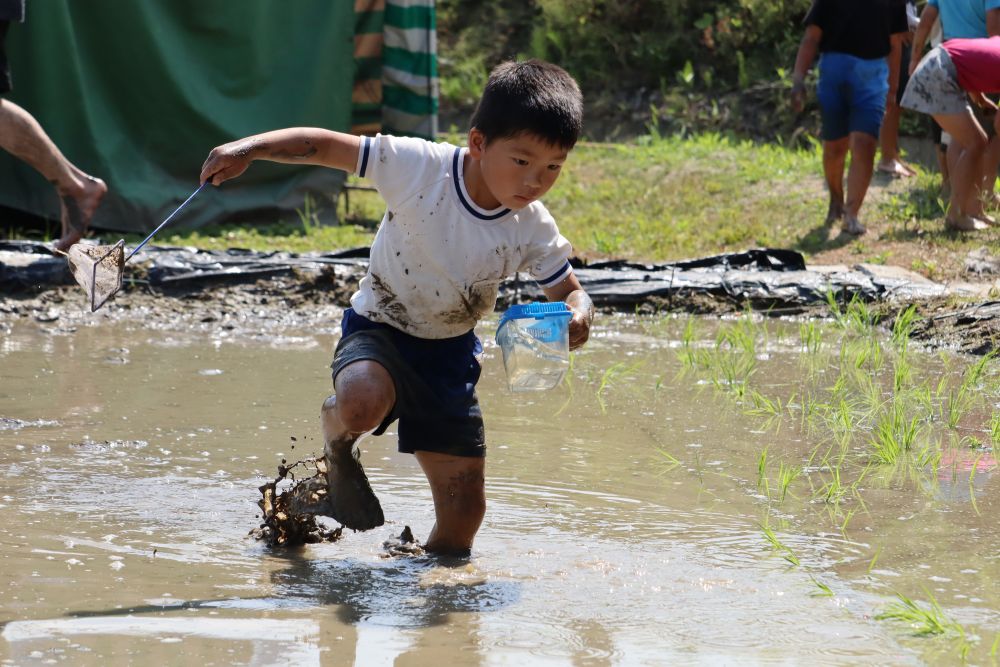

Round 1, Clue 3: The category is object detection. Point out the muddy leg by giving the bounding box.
[318,360,395,530]
[414,451,486,556]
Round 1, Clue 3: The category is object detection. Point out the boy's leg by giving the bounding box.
[414,450,486,556]
[822,138,848,224]
[844,131,878,234]
[317,359,395,530]
[0,98,106,251]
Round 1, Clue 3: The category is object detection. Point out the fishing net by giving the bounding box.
[66,240,125,312]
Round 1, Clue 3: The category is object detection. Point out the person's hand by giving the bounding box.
[886,88,899,112]
[970,91,998,111]
[564,291,594,350]
[200,138,262,186]
[908,55,920,77]
[790,80,806,113]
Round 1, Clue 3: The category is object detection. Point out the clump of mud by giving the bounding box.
[249,456,343,548]
[381,525,425,558]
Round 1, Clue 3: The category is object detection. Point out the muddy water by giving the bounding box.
[0,313,994,665]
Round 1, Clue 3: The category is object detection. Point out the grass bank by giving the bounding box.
[123,134,998,280]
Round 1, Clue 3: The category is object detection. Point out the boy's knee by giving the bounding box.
[322,392,389,434]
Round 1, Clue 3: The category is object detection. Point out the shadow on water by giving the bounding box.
[2,551,519,632]
[267,551,521,628]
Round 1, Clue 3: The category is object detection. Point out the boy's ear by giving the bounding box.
[467,128,487,159]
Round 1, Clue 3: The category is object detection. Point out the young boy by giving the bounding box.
[200,60,594,556]
[902,36,1000,230]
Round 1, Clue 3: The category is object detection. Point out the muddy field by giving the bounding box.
[1,269,998,357]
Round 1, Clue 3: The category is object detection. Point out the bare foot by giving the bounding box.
[842,215,866,236]
[825,199,844,225]
[876,159,916,178]
[55,174,107,252]
[322,435,385,530]
[973,213,998,227]
[945,215,989,232]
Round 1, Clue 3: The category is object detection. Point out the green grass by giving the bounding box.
[25,132,991,265]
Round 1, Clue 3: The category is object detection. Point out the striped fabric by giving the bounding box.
[352,0,438,140]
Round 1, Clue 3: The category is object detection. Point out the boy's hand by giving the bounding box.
[541,274,594,350]
[200,138,262,186]
[565,290,594,350]
[789,81,806,114]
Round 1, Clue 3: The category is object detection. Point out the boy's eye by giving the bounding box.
[547,164,562,171]
[513,158,528,166]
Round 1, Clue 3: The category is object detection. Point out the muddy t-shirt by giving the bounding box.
[350,134,573,339]
[804,0,909,59]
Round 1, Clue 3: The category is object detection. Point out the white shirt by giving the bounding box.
[350,134,573,339]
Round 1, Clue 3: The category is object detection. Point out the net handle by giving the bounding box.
[125,183,206,263]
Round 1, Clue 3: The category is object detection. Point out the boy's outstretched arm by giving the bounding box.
[909,4,939,75]
[542,274,593,350]
[200,128,361,186]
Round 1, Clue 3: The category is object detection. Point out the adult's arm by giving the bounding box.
[910,4,940,75]
[988,7,1000,37]
[791,25,823,113]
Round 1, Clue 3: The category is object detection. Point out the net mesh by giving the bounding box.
[66,241,125,312]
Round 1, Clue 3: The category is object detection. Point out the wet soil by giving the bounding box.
[1,266,998,356]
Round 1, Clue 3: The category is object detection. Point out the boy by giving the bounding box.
[200,60,594,556]
[902,36,1000,230]
[790,0,909,235]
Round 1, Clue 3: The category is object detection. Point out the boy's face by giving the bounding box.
[468,129,569,210]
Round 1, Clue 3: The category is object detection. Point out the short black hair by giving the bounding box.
[470,59,583,149]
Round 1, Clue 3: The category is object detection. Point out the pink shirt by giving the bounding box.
[943,36,1000,92]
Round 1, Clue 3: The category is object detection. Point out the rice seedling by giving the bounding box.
[890,304,920,353]
[595,361,643,413]
[777,462,801,502]
[799,321,822,354]
[991,633,999,657]
[809,576,834,597]
[875,590,965,638]
[757,447,770,499]
[654,447,681,474]
[867,545,882,573]
[990,413,1000,446]
[871,403,921,465]
[759,519,800,566]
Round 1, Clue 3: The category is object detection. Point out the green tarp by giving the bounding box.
[0,1,356,232]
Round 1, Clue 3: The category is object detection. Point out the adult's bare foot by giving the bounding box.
[842,215,866,236]
[876,159,916,178]
[945,215,989,232]
[825,199,844,225]
[55,174,107,252]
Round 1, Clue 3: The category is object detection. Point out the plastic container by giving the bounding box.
[495,301,573,392]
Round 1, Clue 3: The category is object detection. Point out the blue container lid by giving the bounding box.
[497,301,572,330]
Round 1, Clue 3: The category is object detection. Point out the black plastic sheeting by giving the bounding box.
[0,241,948,309]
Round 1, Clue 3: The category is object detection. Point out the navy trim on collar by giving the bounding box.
[358,136,372,178]
[452,148,511,221]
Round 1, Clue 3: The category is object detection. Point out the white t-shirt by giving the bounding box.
[350,134,574,339]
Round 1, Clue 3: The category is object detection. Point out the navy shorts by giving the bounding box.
[0,22,10,95]
[331,308,485,458]
[817,51,889,141]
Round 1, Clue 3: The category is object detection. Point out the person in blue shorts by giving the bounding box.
[791,0,910,235]
[201,60,595,556]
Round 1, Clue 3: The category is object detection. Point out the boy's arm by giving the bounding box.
[790,25,822,113]
[887,32,904,110]
[989,8,1000,37]
[200,128,361,186]
[542,274,594,350]
[909,4,939,75]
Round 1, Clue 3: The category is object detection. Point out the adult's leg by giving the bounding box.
[844,131,878,234]
[878,103,915,176]
[317,359,395,529]
[0,98,106,250]
[414,450,486,555]
[933,110,988,228]
[822,138,849,223]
